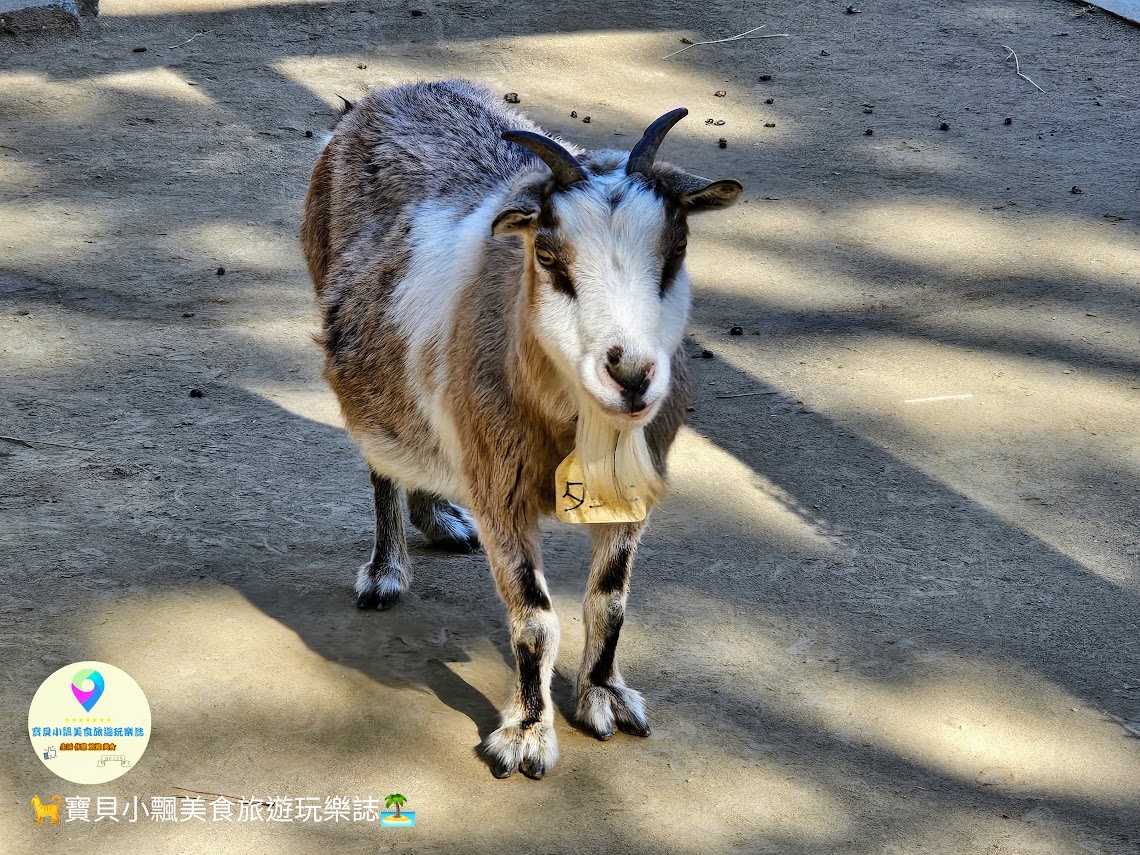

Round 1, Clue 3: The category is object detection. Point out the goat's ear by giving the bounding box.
[678,179,743,213]
[492,180,546,235]
[655,167,743,214]
[491,202,539,235]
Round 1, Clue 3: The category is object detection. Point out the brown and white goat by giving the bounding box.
[301,80,741,779]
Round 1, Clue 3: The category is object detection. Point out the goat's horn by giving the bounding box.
[502,130,587,188]
[626,108,688,176]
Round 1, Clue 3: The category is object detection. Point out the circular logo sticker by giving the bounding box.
[28,661,151,785]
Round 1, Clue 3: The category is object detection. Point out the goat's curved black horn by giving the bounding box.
[626,108,689,176]
[502,130,588,188]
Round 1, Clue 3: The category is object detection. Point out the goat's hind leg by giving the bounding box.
[408,489,481,552]
[356,469,411,610]
[576,522,651,739]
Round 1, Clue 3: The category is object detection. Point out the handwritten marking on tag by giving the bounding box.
[555,451,646,524]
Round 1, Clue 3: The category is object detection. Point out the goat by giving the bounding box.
[300,80,741,779]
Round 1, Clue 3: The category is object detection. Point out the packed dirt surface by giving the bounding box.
[3,1,1139,852]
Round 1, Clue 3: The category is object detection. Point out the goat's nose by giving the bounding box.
[605,359,654,398]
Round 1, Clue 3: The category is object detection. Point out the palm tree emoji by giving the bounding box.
[385,794,407,819]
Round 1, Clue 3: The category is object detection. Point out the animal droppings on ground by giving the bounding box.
[758,74,772,81]
[582,116,591,123]
[503,92,519,103]
[133,47,147,53]
[865,128,874,135]
[940,122,950,131]
[718,138,727,148]
[1004,117,1013,124]
[766,98,775,104]
[189,389,203,398]
[715,90,727,97]
[730,326,743,336]
[764,122,775,128]
[1071,186,1083,194]
[570,111,577,118]
[215,267,225,276]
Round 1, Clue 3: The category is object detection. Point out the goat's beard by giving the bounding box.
[575,403,665,508]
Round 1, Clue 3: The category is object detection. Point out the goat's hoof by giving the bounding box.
[490,758,514,779]
[413,500,481,553]
[577,684,650,740]
[519,757,545,780]
[433,531,481,554]
[355,587,402,610]
[617,718,651,738]
[355,571,407,611]
[376,588,401,610]
[480,721,558,780]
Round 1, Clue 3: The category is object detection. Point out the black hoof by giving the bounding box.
[490,758,514,779]
[617,720,651,738]
[592,725,614,741]
[432,534,478,554]
[356,588,401,610]
[519,757,545,780]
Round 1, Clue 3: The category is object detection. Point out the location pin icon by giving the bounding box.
[71,669,105,713]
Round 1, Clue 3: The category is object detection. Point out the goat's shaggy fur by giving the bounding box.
[301,80,740,779]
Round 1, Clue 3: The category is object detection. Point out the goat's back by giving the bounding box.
[302,80,551,293]
[344,80,545,206]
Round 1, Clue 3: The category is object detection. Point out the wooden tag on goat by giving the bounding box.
[555,450,647,525]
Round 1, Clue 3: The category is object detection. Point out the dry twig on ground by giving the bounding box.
[663,26,790,60]
[1001,45,1045,93]
[168,30,212,49]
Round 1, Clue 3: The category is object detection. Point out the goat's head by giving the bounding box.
[495,109,741,426]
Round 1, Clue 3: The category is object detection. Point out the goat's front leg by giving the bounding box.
[478,524,560,780]
[576,522,652,740]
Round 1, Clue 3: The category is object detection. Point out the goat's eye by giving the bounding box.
[535,248,557,267]
[673,240,687,257]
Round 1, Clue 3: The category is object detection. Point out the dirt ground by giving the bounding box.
[2,0,1139,852]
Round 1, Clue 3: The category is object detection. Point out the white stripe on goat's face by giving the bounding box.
[531,170,689,424]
